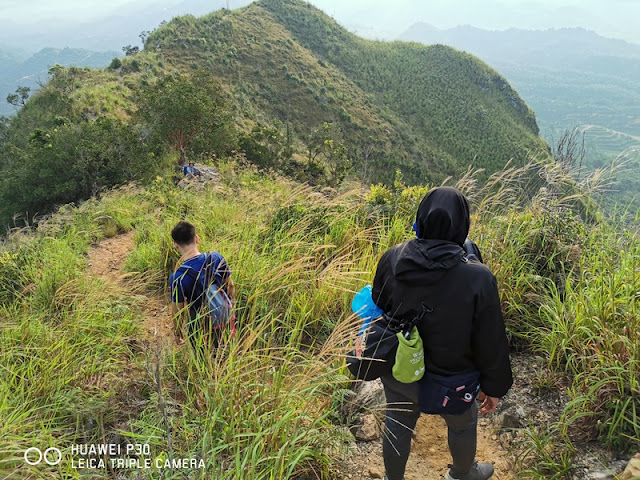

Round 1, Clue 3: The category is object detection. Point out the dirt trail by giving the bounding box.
[87,231,174,344]
[349,413,514,480]
[347,396,515,480]
[87,232,514,479]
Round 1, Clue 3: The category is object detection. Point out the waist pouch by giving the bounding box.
[419,370,480,415]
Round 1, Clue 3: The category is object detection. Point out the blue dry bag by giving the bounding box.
[351,285,383,335]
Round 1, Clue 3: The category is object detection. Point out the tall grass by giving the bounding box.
[462,161,639,474]
[1,160,638,478]
[116,170,396,479]
[0,186,151,479]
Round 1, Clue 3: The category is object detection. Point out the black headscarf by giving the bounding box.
[415,187,470,246]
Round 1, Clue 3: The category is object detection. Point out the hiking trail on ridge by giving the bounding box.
[87,230,173,344]
[86,231,515,479]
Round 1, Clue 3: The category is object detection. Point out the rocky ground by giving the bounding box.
[176,163,221,190]
[341,354,638,480]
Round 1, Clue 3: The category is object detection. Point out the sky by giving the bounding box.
[307,0,640,44]
[1,0,639,46]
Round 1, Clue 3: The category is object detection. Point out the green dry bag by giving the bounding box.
[392,326,425,383]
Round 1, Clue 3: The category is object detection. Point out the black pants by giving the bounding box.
[381,375,478,480]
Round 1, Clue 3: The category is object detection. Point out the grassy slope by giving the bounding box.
[144,0,549,181]
[1,162,638,478]
[256,0,548,175]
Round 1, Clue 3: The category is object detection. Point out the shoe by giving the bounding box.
[445,461,494,480]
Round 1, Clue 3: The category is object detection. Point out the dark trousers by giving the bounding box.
[381,375,478,480]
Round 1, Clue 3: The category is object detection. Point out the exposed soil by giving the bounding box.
[87,231,174,344]
[343,412,514,480]
[343,353,633,480]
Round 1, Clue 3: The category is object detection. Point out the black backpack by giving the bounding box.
[463,238,483,263]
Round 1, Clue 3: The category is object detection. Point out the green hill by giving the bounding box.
[145,0,547,176]
[0,0,549,227]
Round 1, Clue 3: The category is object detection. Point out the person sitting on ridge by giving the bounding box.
[183,161,202,179]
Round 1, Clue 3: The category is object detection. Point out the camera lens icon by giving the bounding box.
[24,447,62,466]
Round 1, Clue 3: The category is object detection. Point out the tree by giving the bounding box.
[0,116,9,144]
[122,45,140,56]
[0,118,162,226]
[6,86,30,109]
[137,72,234,164]
[306,123,351,186]
[238,123,288,170]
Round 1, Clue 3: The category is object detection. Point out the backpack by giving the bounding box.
[463,238,483,263]
[182,253,232,329]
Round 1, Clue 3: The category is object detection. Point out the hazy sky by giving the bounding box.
[309,0,640,44]
[1,0,639,45]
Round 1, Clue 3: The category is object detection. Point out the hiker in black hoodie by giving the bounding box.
[372,186,513,480]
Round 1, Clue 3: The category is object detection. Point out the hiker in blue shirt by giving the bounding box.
[183,162,202,178]
[169,221,234,349]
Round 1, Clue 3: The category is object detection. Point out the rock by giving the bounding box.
[355,414,380,442]
[587,460,630,480]
[496,405,526,429]
[620,453,640,480]
[340,379,386,420]
[177,164,221,190]
[368,466,384,478]
[588,471,615,480]
[353,379,386,410]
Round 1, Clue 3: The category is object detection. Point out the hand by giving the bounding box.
[478,390,499,414]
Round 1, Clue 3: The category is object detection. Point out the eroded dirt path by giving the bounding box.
[348,410,514,480]
[87,231,174,344]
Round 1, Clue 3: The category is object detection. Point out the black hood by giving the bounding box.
[394,239,465,281]
[394,187,470,281]
[415,187,470,246]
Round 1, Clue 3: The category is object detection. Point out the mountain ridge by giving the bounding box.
[0,0,549,224]
[145,0,547,178]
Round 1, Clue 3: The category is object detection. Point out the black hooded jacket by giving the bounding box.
[372,187,513,398]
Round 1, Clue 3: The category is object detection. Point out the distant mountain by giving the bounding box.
[399,23,640,208]
[0,0,254,52]
[399,24,640,159]
[401,24,640,63]
[0,47,119,116]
